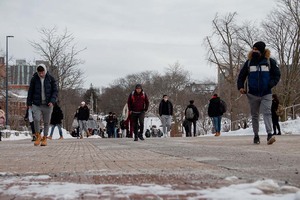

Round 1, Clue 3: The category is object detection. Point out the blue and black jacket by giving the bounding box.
[237,49,281,97]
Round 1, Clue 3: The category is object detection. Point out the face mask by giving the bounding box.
[164,98,168,101]
[252,52,261,59]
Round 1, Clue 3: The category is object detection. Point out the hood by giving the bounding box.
[248,49,271,60]
[36,63,48,75]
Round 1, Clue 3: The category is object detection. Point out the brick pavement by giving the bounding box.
[0,135,300,199]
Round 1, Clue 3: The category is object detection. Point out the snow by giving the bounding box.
[0,175,299,199]
[0,118,299,199]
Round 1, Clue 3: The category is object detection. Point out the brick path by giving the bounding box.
[0,135,299,199]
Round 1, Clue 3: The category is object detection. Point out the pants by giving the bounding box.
[131,112,145,138]
[32,104,53,137]
[187,120,197,137]
[247,93,272,136]
[161,115,172,135]
[78,120,88,137]
[272,114,281,134]
[49,124,63,137]
[211,116,222,132]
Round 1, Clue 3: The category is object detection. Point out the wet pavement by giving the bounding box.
[0,134,299,199]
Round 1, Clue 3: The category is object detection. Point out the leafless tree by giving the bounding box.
[30,27,86,93]
[263,0,300,108]
[205,12,247,128]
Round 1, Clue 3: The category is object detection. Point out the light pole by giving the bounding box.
[5,35,14,127]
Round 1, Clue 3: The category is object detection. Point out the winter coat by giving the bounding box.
[76,105,90,121]
[127,90,149,113]
[208,97,223,117]
[159,100,173,116]
[50,104,64,125]
[184,104,199,121]
[27,72,57,106]
[271,99,279,117]
[237,49,281,97]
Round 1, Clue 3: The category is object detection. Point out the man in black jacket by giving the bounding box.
[27,64,58,146]
[76,101,90,139]
[184,100,199,137]
[159,95,173,137]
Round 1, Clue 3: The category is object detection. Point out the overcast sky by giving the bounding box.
[0,0,278,88]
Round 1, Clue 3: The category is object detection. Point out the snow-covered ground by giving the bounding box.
[0,118,299,199]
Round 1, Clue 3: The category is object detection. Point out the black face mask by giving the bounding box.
[252,52,261,59]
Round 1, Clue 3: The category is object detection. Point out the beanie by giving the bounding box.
[135,84,142,89]
[253,41,266,54]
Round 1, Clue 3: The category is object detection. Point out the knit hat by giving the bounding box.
[253,41,266,54]
[135,84,142,89]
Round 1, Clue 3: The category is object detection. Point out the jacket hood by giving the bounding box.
[248,49,271,60]
[36,63,48,75]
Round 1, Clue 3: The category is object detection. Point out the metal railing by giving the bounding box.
[230,103,300,131]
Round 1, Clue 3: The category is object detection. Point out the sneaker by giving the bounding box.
[253,135,260,144]
[138,135,145,140]
[134,137,138,141]
[267,135,276,145]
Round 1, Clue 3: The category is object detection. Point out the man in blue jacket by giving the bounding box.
[237,41,280,145]
[27,64,58,146]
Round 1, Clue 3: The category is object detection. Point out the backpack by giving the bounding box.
[276,104,284,116]
[219,100,227,114]
[186,107,194,119]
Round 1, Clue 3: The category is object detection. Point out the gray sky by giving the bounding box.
[0,0,278,88]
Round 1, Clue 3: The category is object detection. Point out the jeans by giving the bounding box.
[161,115,172,135]
[211,116,222,132]
[49,124,63,137]
[131,112,145,138]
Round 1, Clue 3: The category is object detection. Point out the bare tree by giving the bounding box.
[263,0,300,108]
[30,27,86,93]
[205,13,247,129]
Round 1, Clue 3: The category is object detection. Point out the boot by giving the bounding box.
[34,133,41,146]
[59,136,64,140]
[86,131,91,138]
[47,136,52,140]
[214,132,220,137]
[40,136,47,146]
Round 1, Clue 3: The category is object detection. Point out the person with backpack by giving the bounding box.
[237,41,281,145]
[159,95,173,138]
[48,102,64,139]
[271,94,281,135]
[208,94,225,137]
[127,84,149,141]
[184,100,199,137]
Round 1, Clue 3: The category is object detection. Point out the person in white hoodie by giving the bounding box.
[27,64,58,146]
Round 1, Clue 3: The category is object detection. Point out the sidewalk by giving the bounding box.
[0,135,299,199]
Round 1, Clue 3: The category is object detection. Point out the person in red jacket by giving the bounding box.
[127,84,149,141]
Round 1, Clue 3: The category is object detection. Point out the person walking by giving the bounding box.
[127,84,149,141]
[75,101,90,139]
[184,100,199,137]
[27,63,58,146]
[105,112,115,138]
[271,94,281,135]
[208,94,224,137]
[48,102,64,140]
[237,41,281,145]
[159,95,173,138]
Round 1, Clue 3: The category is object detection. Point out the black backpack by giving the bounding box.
[219,100,227,114]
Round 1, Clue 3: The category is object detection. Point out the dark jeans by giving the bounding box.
[187,120,197,137]
[131,112,145,138]
[272,114,281,134]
